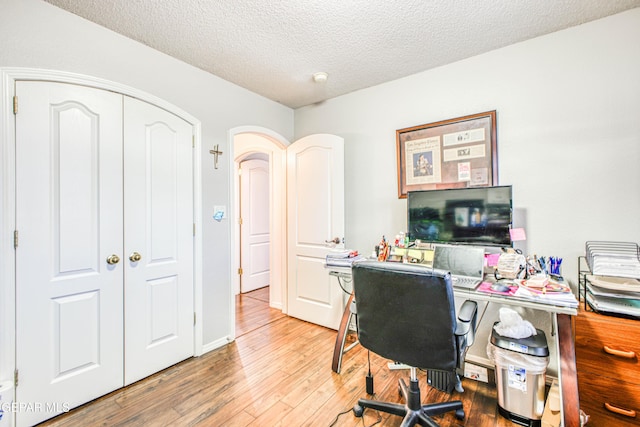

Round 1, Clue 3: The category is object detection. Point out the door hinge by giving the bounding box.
[192,135,195,148]
[194,312,196,325]
[238,268,243,275]
[14,230,18,248]
[238,217,243,225]
[13,96,18,114]
[193,223,196,236]
[14,369,18,387]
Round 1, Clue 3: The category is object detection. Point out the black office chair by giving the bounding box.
[351,260,478,427]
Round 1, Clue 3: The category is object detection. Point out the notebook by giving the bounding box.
[433,245,486,289]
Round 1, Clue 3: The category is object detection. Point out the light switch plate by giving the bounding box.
[213,205,226,219]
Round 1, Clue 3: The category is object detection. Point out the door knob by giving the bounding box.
[129,252,142,262]
[325,237,341,244]
[106,254,120,265]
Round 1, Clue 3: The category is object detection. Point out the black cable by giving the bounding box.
[366,351,374,394]
[364,411,382,427]
[328,406,382,427]
[336,275,352,295]
[360,397,383,427]
[328,407,353,426]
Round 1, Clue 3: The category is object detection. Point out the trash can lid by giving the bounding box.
[490,322,549,357]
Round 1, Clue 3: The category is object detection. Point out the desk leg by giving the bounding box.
[331,293,356,374]
[557,313,580,427]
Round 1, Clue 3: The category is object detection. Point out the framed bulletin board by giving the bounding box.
[396,110,497,198]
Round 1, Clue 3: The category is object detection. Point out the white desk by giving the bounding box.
[328,266,580,427]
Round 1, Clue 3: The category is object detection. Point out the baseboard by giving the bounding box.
[201,336,232,355]
[270,300,282,310]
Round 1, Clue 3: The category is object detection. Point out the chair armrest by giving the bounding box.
[457,300,477,323]
[455,300,478,347]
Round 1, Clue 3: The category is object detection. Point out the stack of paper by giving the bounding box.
[513,285,579,308]
[325,250,365,268]
[586,241,640,279]
[586,293,640,318]
[477,279,579,308]
[585,274,640,317]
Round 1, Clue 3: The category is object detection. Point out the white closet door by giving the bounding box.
[123,96,194,385]
[15,81,124,427]
[240,159,271,293]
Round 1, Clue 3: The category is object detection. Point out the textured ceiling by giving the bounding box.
[44,0,640,109]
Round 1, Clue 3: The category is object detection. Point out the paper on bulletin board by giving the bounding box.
[458,162,471,181]
[443,127,486,147]
[404,137,442,185]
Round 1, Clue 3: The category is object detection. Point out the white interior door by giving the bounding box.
[240,159,270,293]
[15,81,125,426]
[286,134,345,329]
[123,96,194,385]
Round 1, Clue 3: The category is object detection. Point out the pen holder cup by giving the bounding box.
[548,257,562,276]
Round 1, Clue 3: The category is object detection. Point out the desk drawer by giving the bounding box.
[577,374,640,427]
[574,311,640,375]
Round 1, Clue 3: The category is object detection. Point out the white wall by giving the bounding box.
[295,8,640,288]
[294,9,640,373]
[0,0,294,348]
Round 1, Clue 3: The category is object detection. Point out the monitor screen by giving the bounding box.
[407,186,512,247]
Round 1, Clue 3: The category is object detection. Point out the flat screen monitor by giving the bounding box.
[407,185,512,247]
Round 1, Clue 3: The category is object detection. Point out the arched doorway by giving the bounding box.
[229,128,289,337]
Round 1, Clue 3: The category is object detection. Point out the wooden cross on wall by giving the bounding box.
[209,144,223,169]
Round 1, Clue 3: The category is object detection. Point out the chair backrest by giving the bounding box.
[352,260,458,372]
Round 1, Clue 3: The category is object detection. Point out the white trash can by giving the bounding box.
[489,325,549,427]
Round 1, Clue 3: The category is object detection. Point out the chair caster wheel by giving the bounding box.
[455,408,465,419]
[353,404,364,417]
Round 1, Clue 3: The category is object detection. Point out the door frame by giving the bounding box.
[0,68,205,390]
[229,127,289,337]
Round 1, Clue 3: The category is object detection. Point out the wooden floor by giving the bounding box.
[39,286,513,426]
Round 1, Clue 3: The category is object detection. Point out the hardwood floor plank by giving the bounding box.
[38,288,515,427]
[246,401,293,427]
[201,409,255,427]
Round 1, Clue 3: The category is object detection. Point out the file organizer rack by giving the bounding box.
[579,241,640,317]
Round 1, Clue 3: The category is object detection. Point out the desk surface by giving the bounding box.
[328,265,577,315]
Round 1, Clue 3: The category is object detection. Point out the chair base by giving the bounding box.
[353,376,464,427]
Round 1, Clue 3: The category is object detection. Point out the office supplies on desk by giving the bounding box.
[549,256,563,276]
[477,281,518,296]
[325,250,364,267]
[514,285,578,308]
[433,245,485,289]
[496,251,526,279]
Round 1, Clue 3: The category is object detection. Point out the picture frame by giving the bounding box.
[396,110,497,198]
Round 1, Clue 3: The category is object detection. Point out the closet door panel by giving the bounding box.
[123,96,194,385]
[15,81,124,427]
